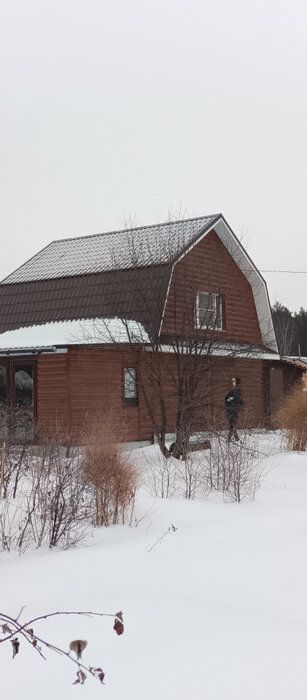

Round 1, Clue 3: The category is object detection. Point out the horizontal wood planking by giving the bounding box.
[36,353,70,438]
[36,350,301,445]
[162,230,262,345]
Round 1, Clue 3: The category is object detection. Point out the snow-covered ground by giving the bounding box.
[1,434,307,699]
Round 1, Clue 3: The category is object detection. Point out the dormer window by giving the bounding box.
[196,292,223,331]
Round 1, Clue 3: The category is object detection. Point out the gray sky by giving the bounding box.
[1,0,306,311]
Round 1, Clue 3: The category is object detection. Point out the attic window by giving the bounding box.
[124,368,138,406]
[196,292,223,331]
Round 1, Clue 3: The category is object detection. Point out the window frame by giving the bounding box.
[124,367,138,407]
[195,291,224,331]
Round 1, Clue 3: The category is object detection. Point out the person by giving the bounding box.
[225,383,244,442]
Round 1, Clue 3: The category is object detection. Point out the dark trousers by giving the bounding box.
[227,412,239,441]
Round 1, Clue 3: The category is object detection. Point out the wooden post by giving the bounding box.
[0,442,6,500]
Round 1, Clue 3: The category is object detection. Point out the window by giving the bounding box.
[124,368,138,406]
[0,359,35,442]
[196,292,223,331]
[15,365,34,407]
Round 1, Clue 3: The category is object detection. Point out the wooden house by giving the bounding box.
[0,214,303,444]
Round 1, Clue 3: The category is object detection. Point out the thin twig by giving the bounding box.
[0,608,123,685]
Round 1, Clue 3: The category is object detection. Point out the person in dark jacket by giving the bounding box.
[225,384,244,441]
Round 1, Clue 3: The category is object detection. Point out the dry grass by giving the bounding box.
[83,410,138,526]
[276,385,307,451]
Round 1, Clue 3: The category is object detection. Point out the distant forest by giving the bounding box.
[271,303,307,357]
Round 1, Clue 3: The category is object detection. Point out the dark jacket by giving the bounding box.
[225,388,244,416]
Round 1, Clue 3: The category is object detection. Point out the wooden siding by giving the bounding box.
[37,348,154,443]
[161,230,262,345]
[36,348,268,443]
[36,353,70,438]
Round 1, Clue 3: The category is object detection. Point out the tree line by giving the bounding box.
[271,302,307,356]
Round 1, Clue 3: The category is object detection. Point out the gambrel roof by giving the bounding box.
[0,214,278,351]
[3,214,219,283]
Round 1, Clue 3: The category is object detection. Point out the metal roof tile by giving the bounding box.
[2,215,219,284]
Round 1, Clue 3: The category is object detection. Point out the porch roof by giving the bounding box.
[0,318,149,352]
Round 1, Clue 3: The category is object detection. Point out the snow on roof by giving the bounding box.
[157,341,280,360]
[2,215,219,284]
[0,318,149,351]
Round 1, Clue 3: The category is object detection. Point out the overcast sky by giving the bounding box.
[1,0,306,311]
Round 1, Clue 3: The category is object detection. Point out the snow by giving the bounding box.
[0,318,149,350]
[158,341,280,360]
[1,435,307,699]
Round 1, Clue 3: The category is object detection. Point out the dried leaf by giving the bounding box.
[26,628,34,637]
[90,667,105,683]
[115,610,123,621]
[69,639,87,659]
[113,619,124,636]
[11,638,20,658]
[73,670,87,685]
[2,623,12,634]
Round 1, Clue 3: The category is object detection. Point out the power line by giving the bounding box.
[260,269,307,274]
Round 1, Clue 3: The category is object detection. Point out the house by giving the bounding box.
[284,357,307,391]
[0,214,303,445]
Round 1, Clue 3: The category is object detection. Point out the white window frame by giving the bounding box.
[195,292,223,331]
[124,367,138,406]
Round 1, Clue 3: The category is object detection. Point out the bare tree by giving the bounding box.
[271,302,295,355]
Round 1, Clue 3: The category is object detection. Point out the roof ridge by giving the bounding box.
[48,213,221,246]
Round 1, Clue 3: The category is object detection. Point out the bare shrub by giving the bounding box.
[201,430,267,501]
[0,405,36,445]
[275,384,307,451]
[0,495,27,551]
[83,410,138,526]
[0,443,32,500]
[0,433,93,553]
[177,450,205,499]
[141,427,266,502]
[25,439,92,549]
[143,447,178,498]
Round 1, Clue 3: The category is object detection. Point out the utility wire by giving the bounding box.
[260,270,307,274]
